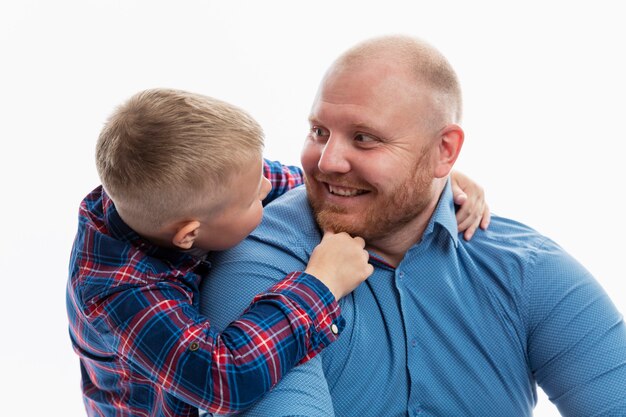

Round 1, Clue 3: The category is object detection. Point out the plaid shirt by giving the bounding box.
[67,159,344,417]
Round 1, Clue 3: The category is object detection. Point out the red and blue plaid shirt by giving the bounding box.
[67,159,344,417]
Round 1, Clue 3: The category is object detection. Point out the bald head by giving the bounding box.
[329,35,462,129]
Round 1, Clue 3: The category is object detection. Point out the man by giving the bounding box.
[200,36,626,416]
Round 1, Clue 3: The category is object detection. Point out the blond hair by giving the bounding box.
[335,35,462,130]
[96,88,264,231]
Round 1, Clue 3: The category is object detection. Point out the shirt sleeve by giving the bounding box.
[525,238,626,417]
[262,158,304,205]
[80,268,343,414]
[217,356,335,417]
[199,235,336,416]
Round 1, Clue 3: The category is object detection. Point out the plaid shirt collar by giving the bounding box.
[100,188,204,270]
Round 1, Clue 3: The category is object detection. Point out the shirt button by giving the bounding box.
[189,341,200,351]
[411,338,417,347]
[330,323,339,335]
[398,271,405,279]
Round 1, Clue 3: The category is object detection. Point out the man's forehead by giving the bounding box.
[312,68,425,120]
[327,58,408,83]
[322,60,421,100]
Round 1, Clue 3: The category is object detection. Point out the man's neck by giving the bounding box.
[365,184,444,267]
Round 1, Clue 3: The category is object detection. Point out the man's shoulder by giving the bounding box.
[453,213,596,323]
[457,213,552,270]
[463,213,578,277]
[474,214,549,248]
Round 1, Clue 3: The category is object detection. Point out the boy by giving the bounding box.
[67,88,486,417]
[67,88,372,417]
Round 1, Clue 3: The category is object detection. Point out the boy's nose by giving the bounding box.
[260,176,272,199]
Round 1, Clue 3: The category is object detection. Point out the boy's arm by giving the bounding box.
[213,355,335,417]
[450,170,491,240]
[262,159,304,205]
[200,234,338,416]
[81,268,342,414]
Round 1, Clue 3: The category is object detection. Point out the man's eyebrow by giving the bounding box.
[352,122,372,130]
[352,122,385,137]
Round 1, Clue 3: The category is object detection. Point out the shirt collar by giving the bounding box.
[100,188,203,267]
[422,179,459,248]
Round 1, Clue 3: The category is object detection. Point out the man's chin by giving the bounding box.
[307,186,370,237]
[314,208,366,237]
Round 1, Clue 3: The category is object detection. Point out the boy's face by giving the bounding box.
[194,156,271,251]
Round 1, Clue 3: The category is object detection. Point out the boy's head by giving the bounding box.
[96,88,271,252]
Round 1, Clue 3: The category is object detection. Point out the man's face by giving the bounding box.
[301,61,439,242]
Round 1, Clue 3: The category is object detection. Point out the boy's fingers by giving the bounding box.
[480,205,491,230]
[456,204,475,230]
[459,212,479,234]
[464,225,477,241]
[453,188,468,205]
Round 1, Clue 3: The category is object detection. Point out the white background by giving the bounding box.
[1,1,624,416]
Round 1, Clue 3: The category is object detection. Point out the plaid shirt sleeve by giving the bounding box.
[69,190,345,416]
[262,158,304,205]
[79,264,343,414]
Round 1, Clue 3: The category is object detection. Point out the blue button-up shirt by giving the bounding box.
[200,182,626,417]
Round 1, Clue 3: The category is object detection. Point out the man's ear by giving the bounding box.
[433,124,464,179]
[172,221,201,250]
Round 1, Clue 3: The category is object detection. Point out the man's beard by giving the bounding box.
[306,149,434,243]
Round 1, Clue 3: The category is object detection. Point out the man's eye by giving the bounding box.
[311,126,329,137]
[354,133,377,143]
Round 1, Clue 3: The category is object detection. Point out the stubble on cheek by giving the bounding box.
[305,148,434,241]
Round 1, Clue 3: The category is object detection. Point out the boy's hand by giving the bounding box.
[450,170,491,241]
[305,231,374,300]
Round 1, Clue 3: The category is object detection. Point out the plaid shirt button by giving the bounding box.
[189,341,200,351]
[330,323,339,335]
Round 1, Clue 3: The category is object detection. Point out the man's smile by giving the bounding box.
[326,183,368,197]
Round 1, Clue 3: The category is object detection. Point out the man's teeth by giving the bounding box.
[328,184,365,197]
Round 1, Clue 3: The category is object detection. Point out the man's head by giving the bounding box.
[302,35,464,250]
[96,88,271,251]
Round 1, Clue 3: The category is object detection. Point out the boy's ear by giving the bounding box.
[172,221,201,250]
[433,124,464,179]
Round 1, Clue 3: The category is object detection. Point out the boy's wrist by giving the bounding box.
[253,271,345,349]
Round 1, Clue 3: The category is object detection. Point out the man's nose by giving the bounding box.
[318,137,351,174]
